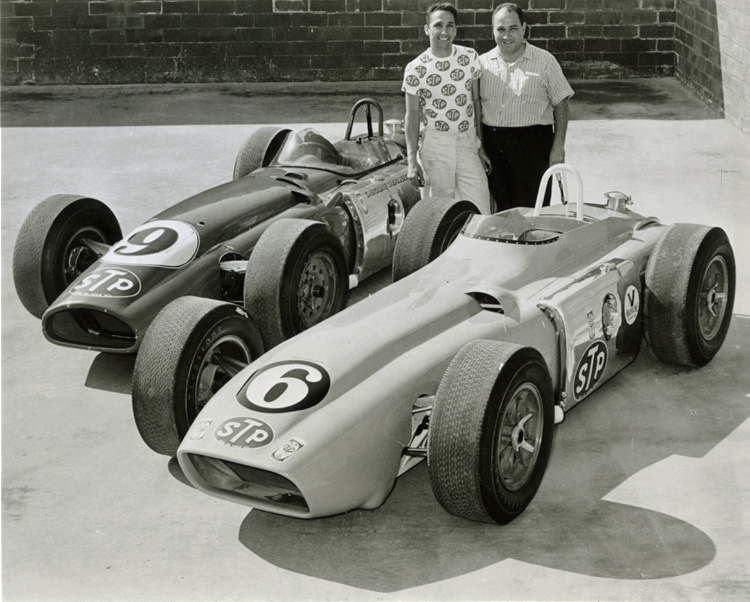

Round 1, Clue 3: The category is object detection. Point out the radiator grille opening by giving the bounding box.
[45,308,136,350]
[187,453,309,512]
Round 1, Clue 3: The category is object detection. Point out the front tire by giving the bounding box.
[132,297,264,456]
[644,224,735,366]
[244,219,348,350]
[392,197,479,282]
[428,340,555,525]
[12,195,121,318]
[233,126,291,179]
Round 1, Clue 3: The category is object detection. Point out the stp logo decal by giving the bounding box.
[103,220,199,268]
[215,417,274,448]
[574,341,608,400]
[237,361,331,414]
[441,84,457,97]
[426,73,442,86]
[72,267,141,298]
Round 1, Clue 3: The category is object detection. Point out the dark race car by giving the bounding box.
[13,99,421,452]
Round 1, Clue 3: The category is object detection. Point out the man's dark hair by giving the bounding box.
[426,2,458,24]
[493,2,525,24]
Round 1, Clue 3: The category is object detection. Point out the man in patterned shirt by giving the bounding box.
[402,2,492,214]
[480,3,574,211]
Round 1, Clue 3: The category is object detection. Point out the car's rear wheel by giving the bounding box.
[644,224,735,366]
[13,195,122,319]
[392,197,479,282]
[233,126,292,179]
[244,219,348,350]
[132,296,264,456]
[428,340,555,525]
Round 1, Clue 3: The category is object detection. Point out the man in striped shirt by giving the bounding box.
[480,3,574,211]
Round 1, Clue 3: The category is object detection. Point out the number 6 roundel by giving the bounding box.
[237,361,331,413]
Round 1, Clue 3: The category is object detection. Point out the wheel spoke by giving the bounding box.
[212,353,250,377]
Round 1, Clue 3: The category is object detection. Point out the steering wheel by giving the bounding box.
[345,99,385,141]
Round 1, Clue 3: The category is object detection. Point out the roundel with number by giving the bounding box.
[237,360,331,414]
[102,219,199,268]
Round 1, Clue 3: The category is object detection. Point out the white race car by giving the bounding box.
[153,165,733,525]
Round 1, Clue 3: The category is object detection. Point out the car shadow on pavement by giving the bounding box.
[229,320,750,593]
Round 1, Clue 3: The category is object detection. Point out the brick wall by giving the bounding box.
[675,0,750,134]
[2,0,678,85]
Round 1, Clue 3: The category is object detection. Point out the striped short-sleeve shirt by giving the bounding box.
[402,45,481,133]
[479,42,573,127]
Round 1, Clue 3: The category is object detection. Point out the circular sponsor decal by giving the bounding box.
[441,83,457,96]
[103,220,199,268]
[457,54,470,66]
[574,341,608,401]
[436,60,450,71]
[435,121,450,131]
[458,121,470,132]
[420,88,433,99]
[406,74,420,87]
[415,65,426,77]
[624,285,640,325]
[455,93,468,107]
[238,360,331,414]
[450,68,465,81]
[467,104,474,117]
[425,108,438,119]
[446,109,460,121]
[72,267,142,298]
[215,417,274,448]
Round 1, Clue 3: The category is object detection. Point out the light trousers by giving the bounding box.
[419,128,492,215]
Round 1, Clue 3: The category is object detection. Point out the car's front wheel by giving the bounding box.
[392,197,479,282]
[644,224,735,366]
[244,219,348,350]
[428,340,555,525]
[132,296,264,456]
[233,126,291,179]
[13,195,122,319]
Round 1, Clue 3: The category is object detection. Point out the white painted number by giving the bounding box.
[245,364,323,410]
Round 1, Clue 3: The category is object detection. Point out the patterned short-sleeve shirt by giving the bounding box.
[402,45,481,133]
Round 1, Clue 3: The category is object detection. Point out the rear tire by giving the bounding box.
[12,195,121,318]
[132,296,264,456]
[644,224,735,366]
[392,197,479,282]
[429,340,555,525]
[244,219,348,350]
[233,126,291,179]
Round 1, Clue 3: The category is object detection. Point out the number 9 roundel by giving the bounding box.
[237,360,331,413]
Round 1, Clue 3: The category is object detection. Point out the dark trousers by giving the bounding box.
[482,124,554,212]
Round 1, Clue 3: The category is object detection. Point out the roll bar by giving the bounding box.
[533,163,584,221]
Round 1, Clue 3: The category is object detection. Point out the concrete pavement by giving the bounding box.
[2,78,750,601]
